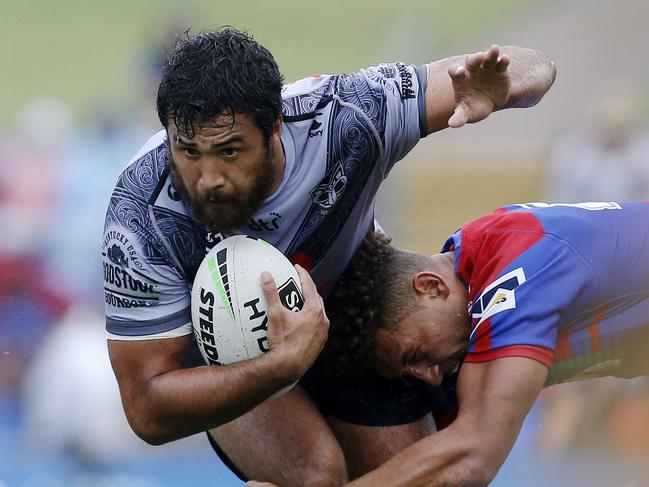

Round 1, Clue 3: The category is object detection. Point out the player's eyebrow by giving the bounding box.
[175,134,244,148]
[174,134,196,146]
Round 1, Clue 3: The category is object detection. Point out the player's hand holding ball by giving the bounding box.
[191,236,329,398]
[260,264,329,382]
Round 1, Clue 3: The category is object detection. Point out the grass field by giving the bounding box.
[2,0,537,128]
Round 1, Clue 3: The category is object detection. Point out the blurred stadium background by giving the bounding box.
[2,0,649,485]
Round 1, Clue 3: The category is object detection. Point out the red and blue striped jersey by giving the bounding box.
[441,202,649,384]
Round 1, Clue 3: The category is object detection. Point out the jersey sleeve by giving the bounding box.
[465,236,595,368]
[335,62,428,175]
[102,169,193,340]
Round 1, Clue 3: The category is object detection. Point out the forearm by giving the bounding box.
[498,46,556,109]
[125,352,297,444]
[345,424,494,487]
[346,359,547,487]
[424,45,556,133]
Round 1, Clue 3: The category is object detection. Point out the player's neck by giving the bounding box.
[266,136,287,196]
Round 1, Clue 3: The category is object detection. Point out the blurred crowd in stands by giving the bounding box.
[0,32,237,486]
[1,33,649,485]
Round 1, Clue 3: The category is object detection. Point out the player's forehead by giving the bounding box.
[374,325,416,370]
[168,112,258,143]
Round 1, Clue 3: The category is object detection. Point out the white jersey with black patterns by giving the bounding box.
[102,62,428,340]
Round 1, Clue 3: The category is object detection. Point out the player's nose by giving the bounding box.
[199,159,227,191]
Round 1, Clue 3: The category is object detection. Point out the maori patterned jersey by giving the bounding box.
[441,201,649,385]
[103,63,428,339]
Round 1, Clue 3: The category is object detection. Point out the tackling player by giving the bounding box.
[103,27,556,485]
[309,201,649,486]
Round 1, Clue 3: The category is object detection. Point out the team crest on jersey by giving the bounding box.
[310,161,348,214]
[470,267,526,339]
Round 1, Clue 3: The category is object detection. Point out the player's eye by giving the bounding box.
[221,147,238,159]
[183,147,200,158]
[404,348,417,366]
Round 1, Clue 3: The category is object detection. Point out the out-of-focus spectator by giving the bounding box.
[45,104,152,307]
[544,80,649,202]
[0,254,69,426]
[538,379,621,453]
[21,306,149,467]
[0,98,73,433]
[539,377,649,460]
[0,97,73,255]
[538,80,649,472]
[137,18,190,95]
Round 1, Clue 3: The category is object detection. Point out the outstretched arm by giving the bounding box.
[342,357,549,487]
[425,45,557,134]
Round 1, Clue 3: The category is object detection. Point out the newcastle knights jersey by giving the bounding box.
[103,62,428,340]
[441,201,649,385]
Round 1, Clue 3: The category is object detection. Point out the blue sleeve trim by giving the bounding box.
[414,64,428,137]
[106,306,191,336]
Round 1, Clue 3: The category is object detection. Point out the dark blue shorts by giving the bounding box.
[206,364,459,481]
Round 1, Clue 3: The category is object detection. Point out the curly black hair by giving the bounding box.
[321,232,428,376]
[156,27,284,140]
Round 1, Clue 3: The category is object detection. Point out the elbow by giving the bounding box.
[124,407,178,446]
[134,428,172,446]
[458,452,501,487]
[539,50,558,95]
[413,440,503,487]
[436,443,503,487]
[131,420,178,446]
[503,46,557,109]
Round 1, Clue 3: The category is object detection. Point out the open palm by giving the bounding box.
[448,45,511,128]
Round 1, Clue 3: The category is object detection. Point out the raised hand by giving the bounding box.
[261,265,330,381]
[447,45,511,128]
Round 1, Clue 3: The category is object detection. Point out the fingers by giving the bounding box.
[495,53,510,73]
[462,45,506,73]
[448,104,468,128]
[294,264,318,299]
[465,51,485,72]
[260,271,281,308]
[448,64,466,83]
[295,265,326,318]
[482,45,500,70]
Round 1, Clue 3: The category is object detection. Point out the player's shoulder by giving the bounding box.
[463,207,546,241]
[281,62,424,113]
[104,130,174,246]
[127,130,167,165]
[282,74,335,98]
[110,130,168,205]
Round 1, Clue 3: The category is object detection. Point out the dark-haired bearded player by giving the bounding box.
[102,27,556,486]
[277,201,649,487]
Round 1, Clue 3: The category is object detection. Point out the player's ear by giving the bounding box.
[272,116,283,137]
[412,271,449,299]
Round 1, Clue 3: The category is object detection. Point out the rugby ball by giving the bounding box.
[191,235,304,369]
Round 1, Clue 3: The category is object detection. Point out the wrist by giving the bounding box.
[257,348,304,386]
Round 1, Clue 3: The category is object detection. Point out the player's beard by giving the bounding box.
[167,144,277,233]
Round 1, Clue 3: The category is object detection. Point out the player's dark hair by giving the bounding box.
[156,27,283,140]
[322,232,427,375]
